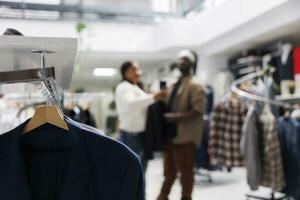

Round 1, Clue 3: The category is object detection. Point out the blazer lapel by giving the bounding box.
[176,76,191,96]
[59,118,94,200]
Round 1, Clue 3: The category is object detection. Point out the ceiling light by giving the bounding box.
[93,68,117,77]
[152,0,171,13]
[214,0,227,7]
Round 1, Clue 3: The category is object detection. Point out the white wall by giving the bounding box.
[147,0,290,50]
[196,54,228,85]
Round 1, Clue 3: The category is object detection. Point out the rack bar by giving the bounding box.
[230,70,293,109]
[0,67,55,84]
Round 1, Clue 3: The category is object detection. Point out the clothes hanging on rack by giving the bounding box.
[242,105,286,192]
[196,116,211,170]
[231,68,291,199]
[205,85,214,115]
[0,117,144,200]
[268,43,294,89]
[241,103,286,192]
[240,103,262,191]
[293,46,300,75]
[64,107,96,127]
[260,106,285,192]
[79,108,96,127]
[64,107,78,120]
[213,71,233,100]
[294,46,300,94]
[277,117,300,199]
[195,86,215,170]
[106,115,118,135]
[208,98,247,167]
[279,43,294,81]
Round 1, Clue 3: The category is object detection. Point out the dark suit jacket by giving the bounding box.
[144,101,173,160]
[0,117,144,200]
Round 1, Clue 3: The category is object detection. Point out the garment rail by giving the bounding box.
[231,69,293,109]
[0,50,60,106]
[231,69,292,200]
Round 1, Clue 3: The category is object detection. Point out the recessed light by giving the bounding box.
[93,68,117,77]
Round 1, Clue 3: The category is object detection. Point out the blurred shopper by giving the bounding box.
[157,50,206,200]
[115,61,166,175]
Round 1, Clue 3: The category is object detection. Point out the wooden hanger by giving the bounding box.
[22,105,69,134]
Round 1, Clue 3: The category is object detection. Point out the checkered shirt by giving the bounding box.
[208,100,247,167]
[260,107,285,192]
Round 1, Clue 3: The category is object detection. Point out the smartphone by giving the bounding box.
[160,81,167,90]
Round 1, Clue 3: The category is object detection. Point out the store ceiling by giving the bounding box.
[0,0,205,23]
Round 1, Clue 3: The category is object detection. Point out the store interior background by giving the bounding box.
[0,0,300,199]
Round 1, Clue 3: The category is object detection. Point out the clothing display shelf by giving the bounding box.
[64,92,106,100]
[3,92,106,102]
[231,71,296,200]
[0,67,55,84]
[0,36,77,89]
[0,66,60,106]
[275,95,300,104]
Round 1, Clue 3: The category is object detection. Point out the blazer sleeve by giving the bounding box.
[117,156,144,200]
[190,84,206,114]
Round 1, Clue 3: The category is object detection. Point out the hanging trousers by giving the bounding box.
[157,142,196,200]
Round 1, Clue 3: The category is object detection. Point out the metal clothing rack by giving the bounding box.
[0,36,77,90]
[231,68,293,109]
[0,50,59,105]
[231,63,293,200]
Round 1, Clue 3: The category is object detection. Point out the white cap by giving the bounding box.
[178,49,196,63]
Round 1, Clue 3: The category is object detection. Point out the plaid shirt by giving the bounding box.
[208,100,247,167]
[260,107,285,192]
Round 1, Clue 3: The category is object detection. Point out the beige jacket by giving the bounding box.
[168,75,206,146]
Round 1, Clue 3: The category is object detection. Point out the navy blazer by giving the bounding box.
[0,117,144,200]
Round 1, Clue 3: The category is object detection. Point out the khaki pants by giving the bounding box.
[157,142,196,200]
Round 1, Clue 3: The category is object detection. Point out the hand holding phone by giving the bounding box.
[160,81,167,90]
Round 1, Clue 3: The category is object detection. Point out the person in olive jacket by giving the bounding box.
[157,49,206,200]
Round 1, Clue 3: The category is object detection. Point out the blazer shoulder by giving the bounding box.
[187,77,202,87]
[0,127,18,143]
[75,125,139,162]
[189,79,205,93]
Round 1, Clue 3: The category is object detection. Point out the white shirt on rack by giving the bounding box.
[115,81,154,134]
